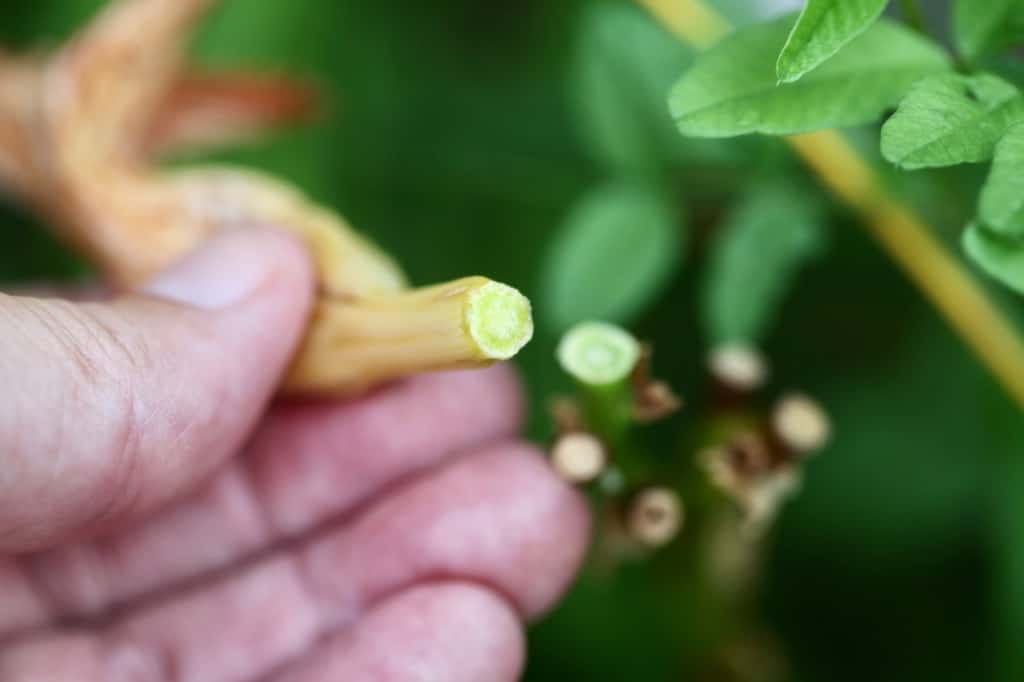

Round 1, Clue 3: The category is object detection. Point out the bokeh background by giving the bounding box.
[1,1,1022,680]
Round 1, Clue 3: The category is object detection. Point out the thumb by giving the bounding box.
[0,228,314,552]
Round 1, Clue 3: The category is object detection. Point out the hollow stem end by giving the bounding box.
[557,321,640,386]
[465,280,534,360]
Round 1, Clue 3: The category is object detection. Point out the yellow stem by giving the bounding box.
[284,277,534,394]
[634,0,730,48]
[637,0,1024,411]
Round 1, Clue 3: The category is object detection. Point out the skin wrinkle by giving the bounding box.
[25,542,111,622]
[296,444,589,620]
[250,366,525,535]
[0,362,64,546]
[1,367,525,639]
[0,560,52,639]
[267,582,525,682]
[100,639,174,682]
[98,466,274,612]
[0,301,101,542]
[6,260,305,548]
[0,236,312,551]
[229,455,279,559]
[101,443,536,636]
[9,299,152,539]
[0,432,587,681]
[0,216,585,680]
[90,448,575,681]
[107,557,324,682]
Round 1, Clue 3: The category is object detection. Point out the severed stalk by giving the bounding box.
[708,343,769,395]
[287,277,532,394]
[771,393,831,455]
[557,321,641,446]
[0,0,534,395]
[549,431,607,484]
[626,487,684,547]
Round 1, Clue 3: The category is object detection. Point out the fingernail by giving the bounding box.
[142,228,286,310]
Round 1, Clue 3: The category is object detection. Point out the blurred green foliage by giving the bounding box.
[541,180,682,328]
[2,1,1023,680]
[668,14,950,137]
[701,179,827,343]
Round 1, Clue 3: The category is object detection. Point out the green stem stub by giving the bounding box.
[557,321,640,386]
[465,281,535,360]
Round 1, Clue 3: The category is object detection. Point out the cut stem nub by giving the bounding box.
[772,393,831,454]
[627,487,684,547]
[708,343,768,393]
[557,322,640,387]
[550,432,607,484]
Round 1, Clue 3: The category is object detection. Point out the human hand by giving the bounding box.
[0,229,589,681]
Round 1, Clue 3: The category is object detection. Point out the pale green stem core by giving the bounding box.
[557,322,641,386]
[466,281,534,359]
[557,322,641,449]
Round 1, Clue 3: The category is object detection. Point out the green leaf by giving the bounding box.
[540,182,683,330]
[880,73,1024,169]
[572,2,691,172]
[669,15,950,138]
[980,124,1024,239]
[776,0,889,84]
[963,222,1024,294]
[702,181,827,343]
[953,0,1024,62]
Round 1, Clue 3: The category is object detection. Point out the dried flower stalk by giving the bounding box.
[0,0,534,394]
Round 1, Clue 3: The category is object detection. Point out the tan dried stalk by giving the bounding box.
[0,0,533,394]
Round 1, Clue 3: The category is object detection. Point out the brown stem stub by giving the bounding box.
[631,343,683,422]
[729,431,774,477]
[708,343,769,394]
[549,396,585,435]
[626,487,684,547]
[550,432,607,484]
[701,441,803,535]
[771,393,831,455]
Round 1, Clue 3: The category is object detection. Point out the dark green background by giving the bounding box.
[1,1,1021,679]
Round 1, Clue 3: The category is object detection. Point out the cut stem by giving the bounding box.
[550,432,608,484]
[771,393,831,455]
[557,321,640,386]
[708,344,768,394]
[557,322,641,446]
[285,277,533,394]
[635,0,1024,412]
[626,487,684,547]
